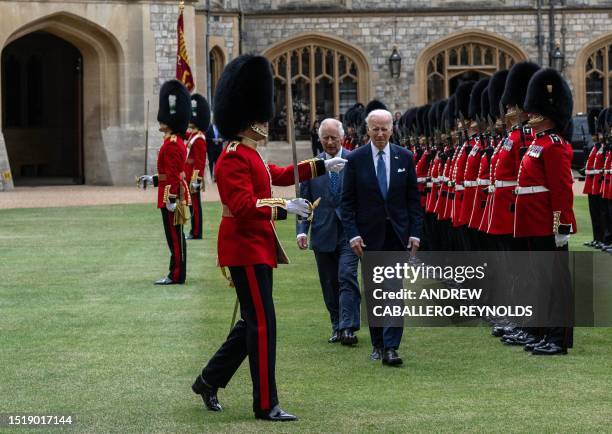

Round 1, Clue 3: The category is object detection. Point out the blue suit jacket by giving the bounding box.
[297,149,349,252]
[340,142,423,250]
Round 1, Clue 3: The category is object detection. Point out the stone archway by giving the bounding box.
[0,12,124,187]
[209,45,225,100]
[414,30,529,105]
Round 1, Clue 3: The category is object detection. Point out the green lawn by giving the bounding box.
[0,195,611,433]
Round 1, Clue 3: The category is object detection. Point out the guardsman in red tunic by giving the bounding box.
[601,133,612,251]
[416,106,431,209]
[583,109,605,248]
[191,55,347,421]
[489,62,540,251]
[139,80,191,285]
[184,94,210,240]
[514,68,576,355]
[458,78,489,250]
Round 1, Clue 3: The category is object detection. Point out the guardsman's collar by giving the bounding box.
[535,129,556,138]
[239,136,259,149]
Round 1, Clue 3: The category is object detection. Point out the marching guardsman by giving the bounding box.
[583,109,605,248]
[601,121,612,252]
[488,62,539,252]
[514,68,576,355]
[416,106,432,209]
[434,96,456,250]
[191,54,346,421]
[184,94,211,240]
[458,78,489,250]
[451,81,476,250]
[139,80,192,285]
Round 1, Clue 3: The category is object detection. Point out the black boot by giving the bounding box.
[192,375,223,411]
[254,405,298,421]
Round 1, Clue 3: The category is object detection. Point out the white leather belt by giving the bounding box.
[463,180,478,187]
[515,186,550,195]
[417,177,428,183]
[455,185,465,191]
[605,169,612,174]
[487,185,496,193]
[440,176,449,182]
[426,182,433,188]
[585,169,598,175]
[495,180,518,188]
[477,179,491,186]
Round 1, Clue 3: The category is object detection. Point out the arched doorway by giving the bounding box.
[2,31,83,185]
[574,33,612,115]
[209,46,225,100]
[263,32,371,141]
[415,30,528,105]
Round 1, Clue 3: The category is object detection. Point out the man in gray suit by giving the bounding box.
[297,118,361,345]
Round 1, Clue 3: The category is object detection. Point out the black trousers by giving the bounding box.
[604,198,612,244]
[201,264,278,412]
[515,235,573,349]
[588,194,604,242]
[189,191,203,239]
[161,208,186,283]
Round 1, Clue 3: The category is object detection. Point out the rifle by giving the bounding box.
[143,100,150,190]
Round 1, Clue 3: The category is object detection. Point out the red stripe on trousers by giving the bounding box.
[167,211,181,281]
[245,266,270,410]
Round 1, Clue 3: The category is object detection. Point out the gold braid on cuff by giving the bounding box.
[256,198,288,221]
[553,211,561,234]
[299,158,323,178]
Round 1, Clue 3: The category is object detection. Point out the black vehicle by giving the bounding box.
[568,113,594,172]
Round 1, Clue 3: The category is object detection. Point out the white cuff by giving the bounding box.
[409,237,420,243]
[349,236,362,244]
[297,233,307,240]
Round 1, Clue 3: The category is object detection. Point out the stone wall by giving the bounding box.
[209,14,237,61]
[150,3,181,94]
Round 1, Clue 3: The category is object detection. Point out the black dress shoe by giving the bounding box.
[155,277,178,285]
[523,337,547,351]
[370,347,383,361]
[340,329,358,346]
[491,326,506,337]
[505,331,541,346]
[382,348,403,366]
[186,234,194,240]
[328,330,341,343]
[583,240,595,247]
[254,405,297,421]
[192,376,223,411]
[531,342,568,355]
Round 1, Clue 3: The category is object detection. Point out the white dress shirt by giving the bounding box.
[370,141,391,190]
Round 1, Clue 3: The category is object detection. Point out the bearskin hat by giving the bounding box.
[157,80,191,135]
[365,99,388,116]
[446,94,457,131]
[481,84,492,122]
[597,108,611,134]
[435,99,448,133]
[469,77,490,121]
[488,70,509,119]
[500,61,540,110]
[524,67,573,133]
[213,54,274,139]
[190,94,211,132]
[455,81,476,120]
[417,104,431,136]
[428,103,440,136]
[401,108,419,136]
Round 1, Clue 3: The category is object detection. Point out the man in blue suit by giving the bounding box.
[340,109,423,366]
[297,118,361,346]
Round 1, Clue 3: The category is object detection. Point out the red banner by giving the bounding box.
[176,5,195,92]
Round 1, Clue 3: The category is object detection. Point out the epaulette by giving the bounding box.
[522,126,532,135]
[226,141,240,152]
[549,134,562,144]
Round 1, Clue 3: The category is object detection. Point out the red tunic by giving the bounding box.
[435,147,452,220]
[425,153,441,213]
[480,140,503,233]
[488,126,533,235]
[457,137,481,227]
[184,130,208,188]
[514,132,577,238]
[582,144,598,195]
[469,142,491,230]
[602,148,612,200]
[592,145,606,196]
[415,149,431,208]
[154,134,189,209]
[342,136,356,151]
[215,141,324,268]
[451,140,471,227]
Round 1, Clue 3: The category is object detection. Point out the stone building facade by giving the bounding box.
[2,0,612,189]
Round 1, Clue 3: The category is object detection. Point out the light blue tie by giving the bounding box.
[329,171,339,195]
[377,150,387,199]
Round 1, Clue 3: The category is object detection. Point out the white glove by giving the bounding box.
[191,181,201,190]
[165,201,177,212]
[286,198,311,218]
[324,157,348,173]
[138,175,153,188]
[296,233,308,250]
[555,234,570,248]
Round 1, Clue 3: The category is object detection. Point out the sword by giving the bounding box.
[143,100,150,190]
[286,81,300,198]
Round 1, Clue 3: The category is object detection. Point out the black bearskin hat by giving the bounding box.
[587,109,598,135]
[213,54,274,139]
[500,61,540,110]
[469,77,490,121]
[428,103,440,136]
[524,67,573,133]
[157,80,191,135]
[344,103,365,129]
[597,107,610,134]
[481,84,491,122]
[401,108,419,136]
[365,99,388,116]
[446,94,457,130]
[435,99,448,133]
[488,70,509,119]
[455,81,476,120]
[190,93,211,132]
[417,104,431,136]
